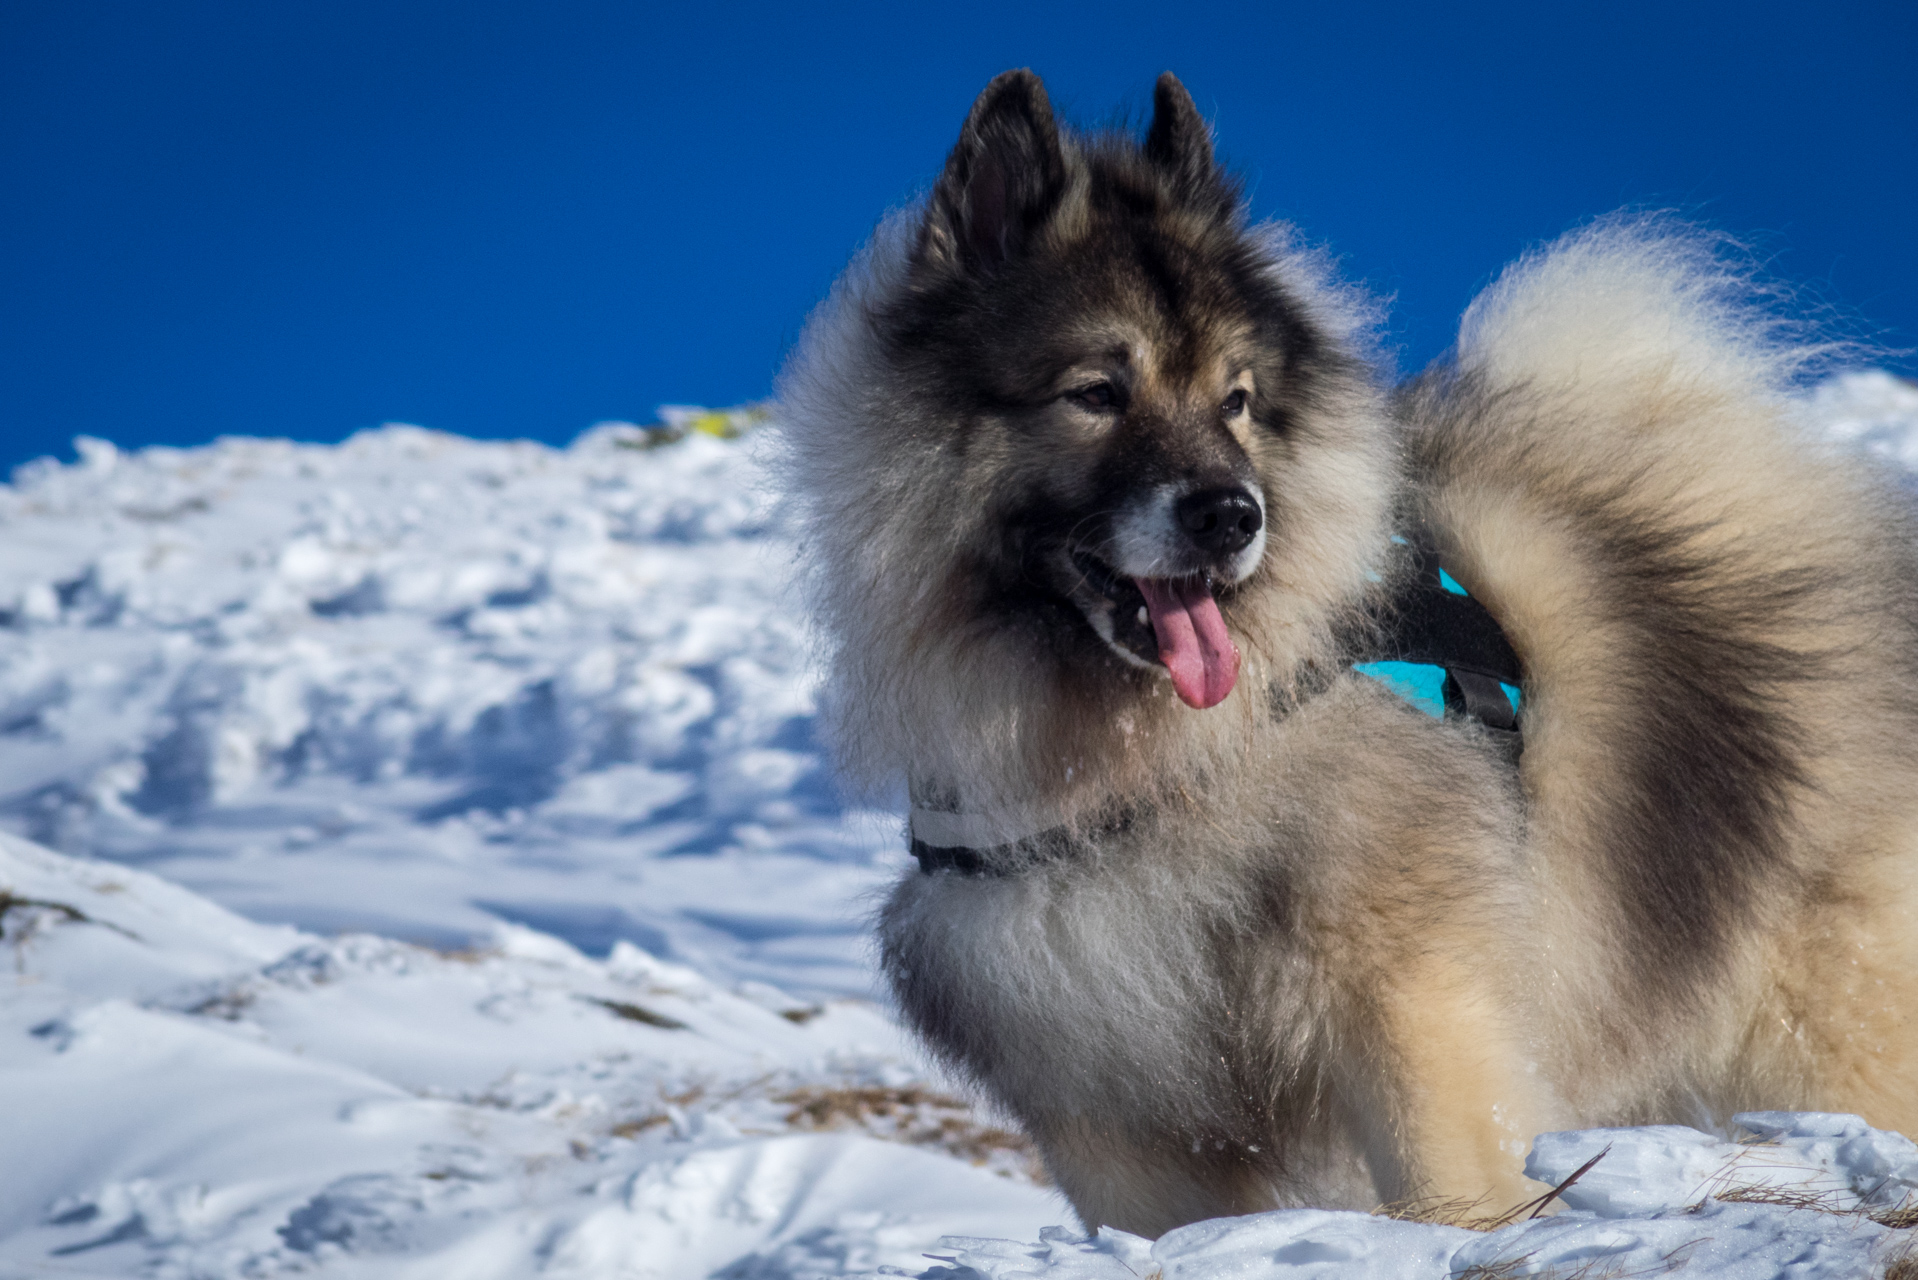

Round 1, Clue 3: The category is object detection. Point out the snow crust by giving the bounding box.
[1,372,1915,1277]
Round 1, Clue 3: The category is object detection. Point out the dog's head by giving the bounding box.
[782,71,1392,792]
[865,71,1390,711]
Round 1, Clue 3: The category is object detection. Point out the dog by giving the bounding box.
[775,69,1918,1238]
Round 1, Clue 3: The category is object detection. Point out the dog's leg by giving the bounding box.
[1034,956,1556,1233]
[1744,826,1918,1138]
[1037,1118,1283,1240]
[1341,951,1554,1214]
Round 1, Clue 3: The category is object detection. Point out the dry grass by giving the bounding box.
[0,890,140,942]
[607,1084,710,1139]
[184,987,256,1020]
[594,1079,1045,1181]
[578,994,688,1030]
[608,1113,673,1140]
[1712,1180,1918,1231]
[616,406,772,450]
[1375,1192,1511,1233]
[1379,1145,1611,1232]
[776,1085,1047,1182]
[1450,1252,1695,1280]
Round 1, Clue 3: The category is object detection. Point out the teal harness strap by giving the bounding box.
[1354,536,1523,741]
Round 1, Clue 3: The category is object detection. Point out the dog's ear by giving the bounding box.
[919,69,1067,276]
[1145,73,1215,195]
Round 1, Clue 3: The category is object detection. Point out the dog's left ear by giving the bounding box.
[919,69,1068,277]
[1145,73,1215,195]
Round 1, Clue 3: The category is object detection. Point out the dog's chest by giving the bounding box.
[878,846,1303,1134]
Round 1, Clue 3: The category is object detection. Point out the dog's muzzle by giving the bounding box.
[1060,482,1264,708]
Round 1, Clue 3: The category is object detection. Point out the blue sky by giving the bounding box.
[3,0,1912,472]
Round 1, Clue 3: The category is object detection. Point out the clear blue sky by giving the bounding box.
[3,0,1912,472]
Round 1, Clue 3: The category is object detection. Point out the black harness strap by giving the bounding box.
[910,839,994,875]
[910,810,1130,876]
[1370,535,1524,741]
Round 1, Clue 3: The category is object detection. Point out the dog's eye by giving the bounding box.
[1222,389,1249,416]
[1072,382,1118,410]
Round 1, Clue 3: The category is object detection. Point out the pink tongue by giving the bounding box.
[1136,577,1241,709]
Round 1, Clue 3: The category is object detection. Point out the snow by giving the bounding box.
[0,417,897,999]
[1811,368,1918,472]
[932,1120,1917,1279]
[1527,1112,1918,1219]
[1,373,1915,1276]
[1,833,1056,1277]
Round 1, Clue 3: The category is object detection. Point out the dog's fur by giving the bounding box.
[776,70,1918,1238]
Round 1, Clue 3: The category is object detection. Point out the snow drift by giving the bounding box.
[0,419,901,999]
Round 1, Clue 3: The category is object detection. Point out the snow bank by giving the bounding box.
[933,1118,1918,1278]
[0,420,900,999]
[0,833,1057,1277]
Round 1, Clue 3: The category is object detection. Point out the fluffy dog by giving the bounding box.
[776,69,1918,1237]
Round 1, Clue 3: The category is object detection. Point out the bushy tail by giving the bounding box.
[1455,216,1833,402]
[1404,216,1918,1028]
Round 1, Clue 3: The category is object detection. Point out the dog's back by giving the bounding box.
[1407,219,1918,1127]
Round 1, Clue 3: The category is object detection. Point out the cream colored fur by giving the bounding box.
[778,206,1395,829]
[1416,220,1918,1132]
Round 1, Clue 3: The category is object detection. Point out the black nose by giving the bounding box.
[1175,487,1263,556]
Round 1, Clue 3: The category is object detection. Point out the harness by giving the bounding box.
[910,535,1524,875]
[1353,534,1523,738]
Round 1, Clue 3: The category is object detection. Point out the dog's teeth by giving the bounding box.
[1137,606,1148,626]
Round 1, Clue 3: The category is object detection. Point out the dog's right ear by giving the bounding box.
[918,70,1067,277]
[1145,73,1214,193]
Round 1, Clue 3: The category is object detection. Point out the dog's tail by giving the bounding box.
[1404,216,1918,1022]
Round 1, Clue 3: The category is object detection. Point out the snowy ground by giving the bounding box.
[939,1112,1918,1279]
[2,372,1916,1277]
[0,408,898,1001]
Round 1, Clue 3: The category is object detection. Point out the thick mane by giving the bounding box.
[775,128,1395,821]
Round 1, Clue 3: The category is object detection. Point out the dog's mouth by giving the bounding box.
[1068,549,1242,709]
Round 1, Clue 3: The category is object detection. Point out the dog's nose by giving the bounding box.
[1176,487,1263,556]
